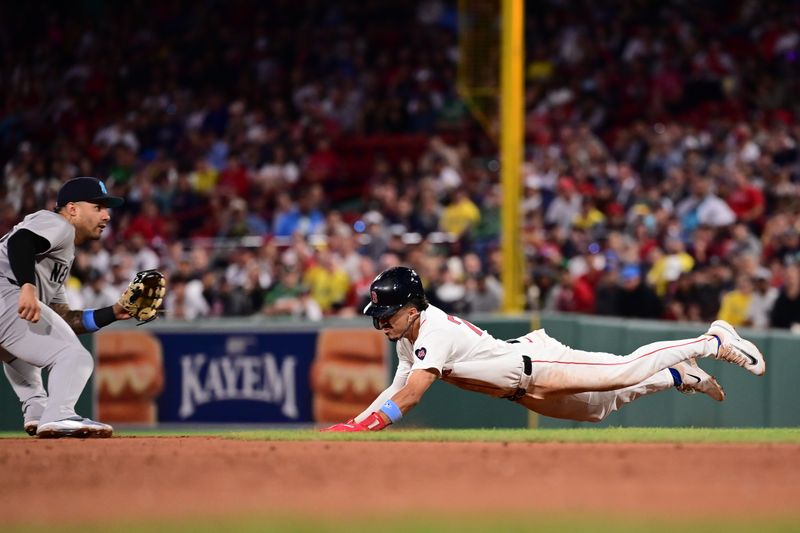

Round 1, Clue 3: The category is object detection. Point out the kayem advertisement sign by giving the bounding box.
[95,327,388,425]
[157,332,316,423]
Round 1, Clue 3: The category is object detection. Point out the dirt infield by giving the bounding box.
[1,437,798,525]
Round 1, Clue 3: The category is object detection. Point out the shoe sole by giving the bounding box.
[37,427,91,439]
[700,375,726,402]
[24,425,38,437]
[37,427,113,439]
[678,375,726,401]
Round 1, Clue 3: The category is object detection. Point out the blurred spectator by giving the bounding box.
[409,188,441,236]
[122,201,168,245]
[3,0,800,325]
[617,265,662,319]
[128,234,160,273]
[676,177,736,234]
[358,211,390,263]
[439,189,480,238]
[303,247,351,314]
[749,268,779,329]
[262,267,322,321]
[770,265,800,330]
[81,269,120,309]
[545,177,582,232]
[189,159,219,196]
[717,274,756,327]
[725,167,765,225]
[273,185,326,238]
[573,197,606,232]
[545,268,595,314]
[647,235,695,297]
[257,145,300,192]
[165,274,210,321]
[465,273,502,313]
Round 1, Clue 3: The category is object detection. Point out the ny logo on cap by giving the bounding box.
[371,290,378,303]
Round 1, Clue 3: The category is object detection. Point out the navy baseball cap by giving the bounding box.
[57,177,124,208]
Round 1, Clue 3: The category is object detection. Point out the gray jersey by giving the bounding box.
[0,210,75,305]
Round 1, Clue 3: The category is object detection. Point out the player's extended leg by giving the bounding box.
[518,329,724,398]
[2,355,47,435]
[517,360,723,422]
[0,301,111,437]
[517,369,675,422]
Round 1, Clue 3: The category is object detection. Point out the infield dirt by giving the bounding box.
[1,437,798,525]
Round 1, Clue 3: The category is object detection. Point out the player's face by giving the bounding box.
[71,201,111,241]
[377,307,416,342]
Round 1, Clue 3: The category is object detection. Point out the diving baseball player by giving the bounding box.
[322,267,765,431]
[1,177,165,438]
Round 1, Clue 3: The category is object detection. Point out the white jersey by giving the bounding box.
[0,210,75,305]
[396,304,525,397]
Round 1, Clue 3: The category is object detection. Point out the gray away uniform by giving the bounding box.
[0,210,94,425]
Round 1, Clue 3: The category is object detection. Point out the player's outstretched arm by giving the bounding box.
[388,368,437,414]
[322,369,437,432]
[48,303,128,334]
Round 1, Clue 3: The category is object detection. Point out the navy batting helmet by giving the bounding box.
[363,266,426,328]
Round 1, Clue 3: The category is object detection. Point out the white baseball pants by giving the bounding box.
[516,329,716,399]
[443,328,716,423]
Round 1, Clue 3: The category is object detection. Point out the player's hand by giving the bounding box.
[358,411,390,431]
[17,284,41,323]
[111,302,132,321]
[320,419,365,432]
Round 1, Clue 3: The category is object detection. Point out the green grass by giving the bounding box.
[3,426,799,443]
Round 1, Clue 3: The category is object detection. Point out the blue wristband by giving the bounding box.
[379,399,403,423]
[82,309,99,332]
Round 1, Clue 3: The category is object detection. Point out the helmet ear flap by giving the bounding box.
[372,317,381,330]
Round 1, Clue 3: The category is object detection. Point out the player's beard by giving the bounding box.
[388,314,418,343]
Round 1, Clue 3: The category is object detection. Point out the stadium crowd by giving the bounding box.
[2,0,800,330]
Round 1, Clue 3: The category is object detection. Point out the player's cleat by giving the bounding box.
[24,421,38,436]
[706,320,766,376]
[673,359,725,401]
[36,418,113,439]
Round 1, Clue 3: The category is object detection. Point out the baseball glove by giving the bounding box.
[118,270,166,325]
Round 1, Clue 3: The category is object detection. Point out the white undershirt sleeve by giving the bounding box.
[353,356,412,424]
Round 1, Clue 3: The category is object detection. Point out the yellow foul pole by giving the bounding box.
[500,0,524,312]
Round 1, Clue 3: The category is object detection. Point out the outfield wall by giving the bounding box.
[0,313,797,431]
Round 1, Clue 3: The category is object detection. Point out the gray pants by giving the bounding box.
[0,282,93,425]
[2,355,47,424]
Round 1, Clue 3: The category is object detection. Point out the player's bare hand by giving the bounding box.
[112,302,132,321]
[17,284,41,323]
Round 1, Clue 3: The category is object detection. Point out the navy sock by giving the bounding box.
[711,334,722,352]
[668,367,682,387]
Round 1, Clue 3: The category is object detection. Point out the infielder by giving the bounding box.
[1,177,165,438]
[323,267,765,431]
